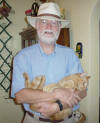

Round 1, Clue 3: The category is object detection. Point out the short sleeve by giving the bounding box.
[11,53,28,98]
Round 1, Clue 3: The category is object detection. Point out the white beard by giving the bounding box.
[37,29,60,44]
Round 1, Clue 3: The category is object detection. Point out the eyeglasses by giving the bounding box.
[38,19,60,27]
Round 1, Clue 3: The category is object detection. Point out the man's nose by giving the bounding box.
[46,22,52,29]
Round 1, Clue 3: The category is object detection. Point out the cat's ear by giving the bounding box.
[80,73,91,79]
[87,76,91,79]
[80,73,87,77]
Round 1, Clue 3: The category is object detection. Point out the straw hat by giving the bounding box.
[27,2,69,28]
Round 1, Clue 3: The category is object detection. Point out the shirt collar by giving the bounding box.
[38,42,57,56]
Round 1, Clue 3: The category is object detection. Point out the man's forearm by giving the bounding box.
[15,88,56,104]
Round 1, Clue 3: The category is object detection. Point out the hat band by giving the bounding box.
[38,14,60,19]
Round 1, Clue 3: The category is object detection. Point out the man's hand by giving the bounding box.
[53,88,82,108]
[36,88,87,118]
[33,101,59,118]
[74,89,87,99]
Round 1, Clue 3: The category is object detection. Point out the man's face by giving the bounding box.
[36,18,61,44]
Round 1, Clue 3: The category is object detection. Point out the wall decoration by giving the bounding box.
[0,0,13,99]
[76,42,83,58]
[31,1,39,16]
[25,0,39,17]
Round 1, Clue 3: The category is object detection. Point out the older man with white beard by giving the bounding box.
[11,2,87,123]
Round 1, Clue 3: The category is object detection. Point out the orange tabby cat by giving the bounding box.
[23,73,90,121]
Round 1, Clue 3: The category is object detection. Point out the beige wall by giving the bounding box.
[88,0,99,123]
[0,0,99,123]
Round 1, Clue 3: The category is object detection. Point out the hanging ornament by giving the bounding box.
[31,1,39,16]
[0,1,11,17]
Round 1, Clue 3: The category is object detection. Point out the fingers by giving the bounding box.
[72,97,79,105]
[38,102,58,118]
[39,108,52,118]
[74,94,81,101]
[66,99,78,108]
[75,89,87,99]
[66,93,81,108]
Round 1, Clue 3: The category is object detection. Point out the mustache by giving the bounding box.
[40,30,54,35]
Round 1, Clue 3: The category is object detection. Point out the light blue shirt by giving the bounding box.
[11,43,83,115]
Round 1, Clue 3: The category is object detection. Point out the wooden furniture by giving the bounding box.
[57,28,70,47]
[19,27,70,48]
[19,27,37,48]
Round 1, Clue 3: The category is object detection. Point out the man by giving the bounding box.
[11,2,87,123]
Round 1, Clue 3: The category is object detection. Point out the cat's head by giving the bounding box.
[78,73,90,90]
[59,73,90,90]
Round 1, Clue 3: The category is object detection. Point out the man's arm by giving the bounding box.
[15,88,56,104]
[15,88,61,118]
[15,87,86,109]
